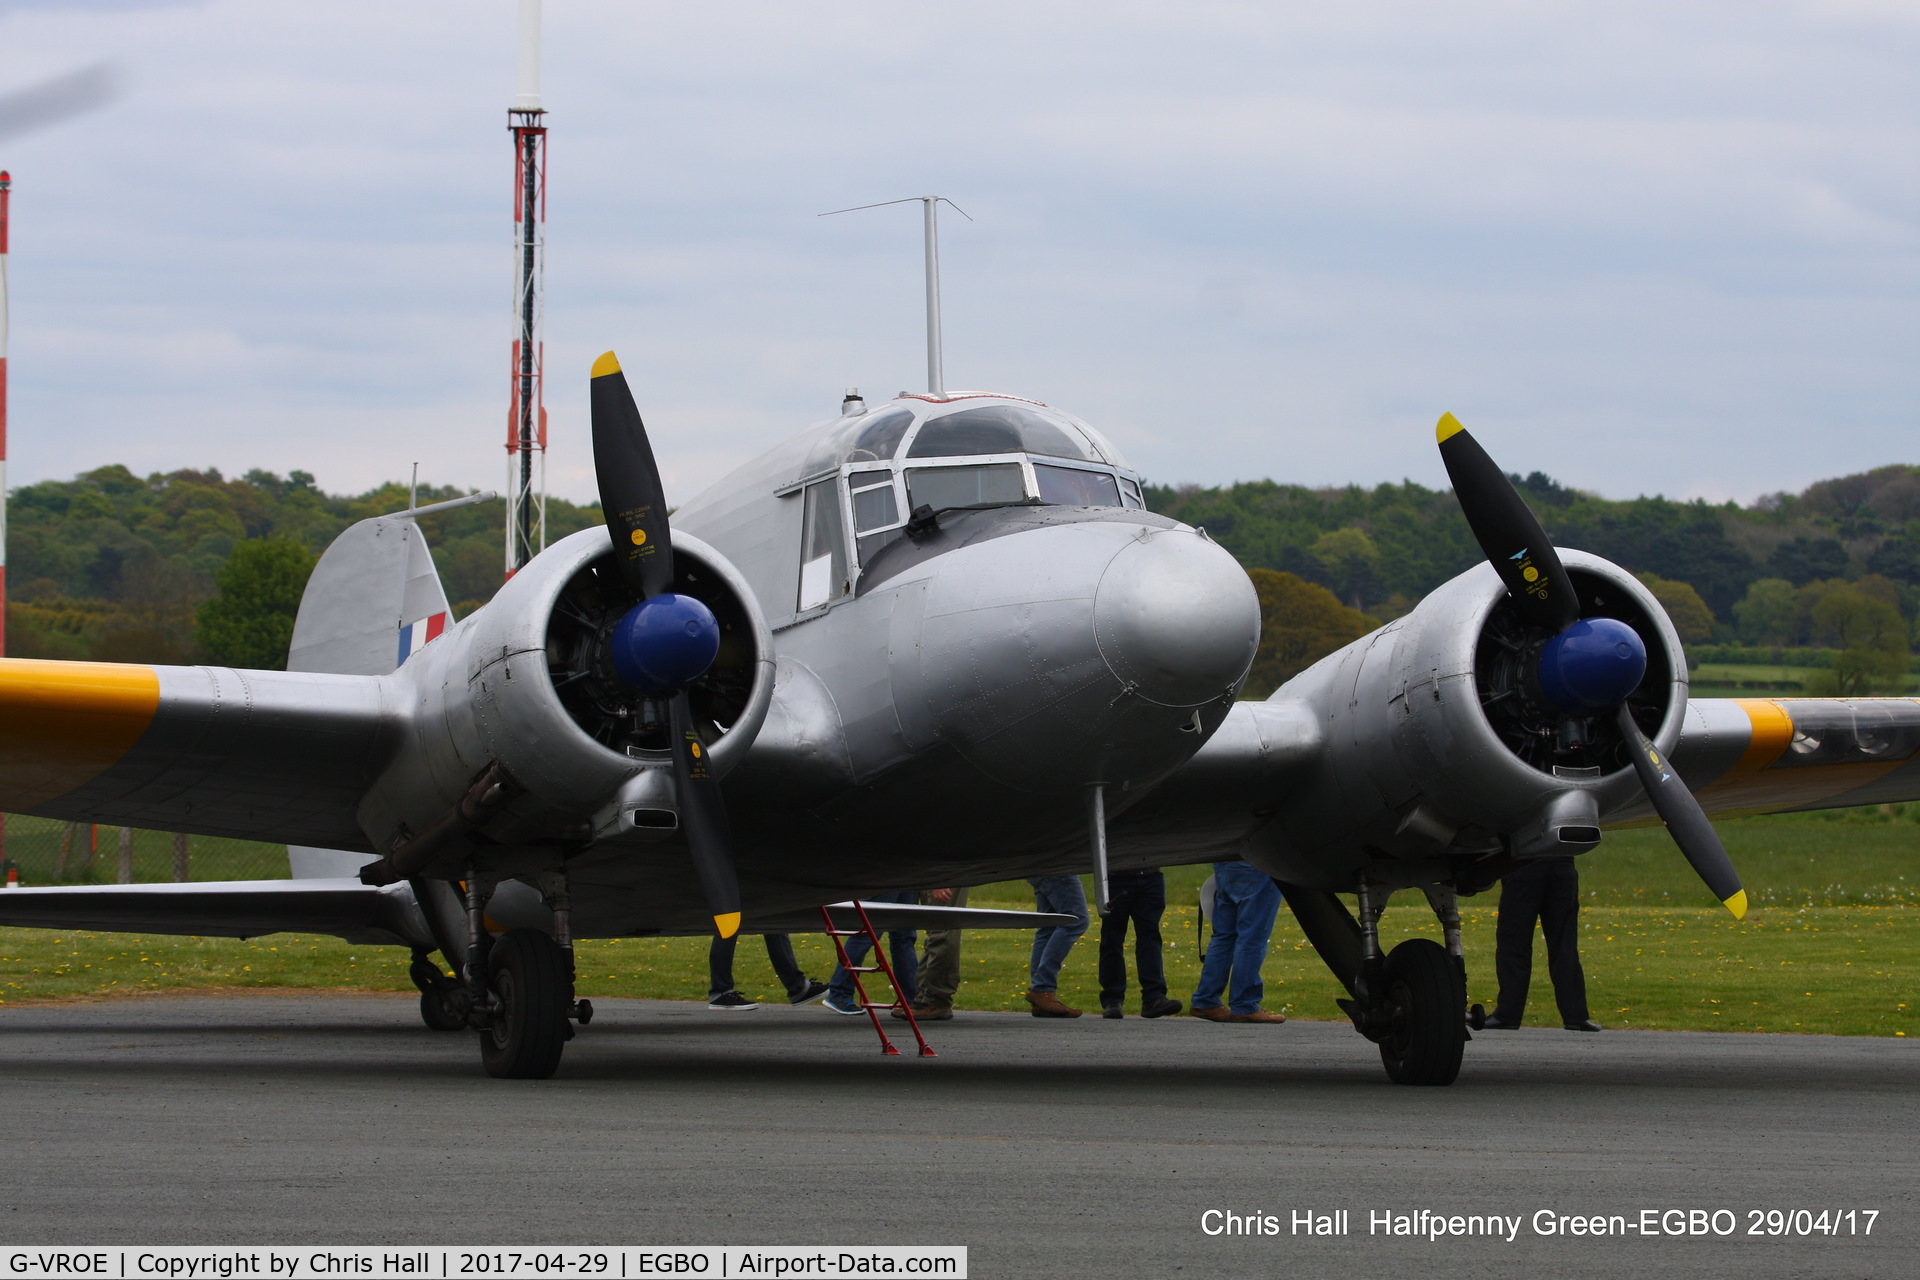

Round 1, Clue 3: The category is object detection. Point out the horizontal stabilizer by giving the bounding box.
[759,901,1082,934]
[0,878,434,947]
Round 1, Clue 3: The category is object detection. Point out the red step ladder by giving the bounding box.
[820,901,935,1057]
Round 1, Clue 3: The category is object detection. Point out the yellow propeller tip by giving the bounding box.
[1723,889,1748,920]
[1436,412,1464,443]
[591,350,622,378]
[713,911,742,939]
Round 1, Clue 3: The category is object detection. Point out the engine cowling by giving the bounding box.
[1262,549,1685,890]
[355,527,775,860]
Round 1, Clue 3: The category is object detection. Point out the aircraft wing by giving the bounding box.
[0,658,403,849]
[1626,695,1920,822]
[0,878,434,946]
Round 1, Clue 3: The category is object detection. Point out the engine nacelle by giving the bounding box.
[1260,549,1685,891]
[355,527,775,864]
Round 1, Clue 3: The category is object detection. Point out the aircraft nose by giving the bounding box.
[1094,528,1260,706]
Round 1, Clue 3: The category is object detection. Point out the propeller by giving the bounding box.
[590,351,740,939]
[1436,412,1746,919]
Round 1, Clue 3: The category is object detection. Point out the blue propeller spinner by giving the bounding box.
[1535,616,1647,714]
[610,593,722,695]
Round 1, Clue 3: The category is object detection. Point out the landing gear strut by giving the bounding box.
[410,950,467,1032]
[1337,881,1468,1086]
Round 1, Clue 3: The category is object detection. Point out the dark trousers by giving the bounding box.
[1098,871,1169,1009]
[1493,858,1590,1026]
[709,933,809,1001]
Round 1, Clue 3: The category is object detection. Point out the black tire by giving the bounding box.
[479,929,571,1079]
[419,983,466,1032]
[1378,938,1465,1086]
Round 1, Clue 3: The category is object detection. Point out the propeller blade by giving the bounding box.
[670,691,741,938]
[590,351,675,599]
[1436,413,1579,632]
[1614,704,1747,918]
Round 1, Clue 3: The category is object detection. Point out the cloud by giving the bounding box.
[0,0,1913,509]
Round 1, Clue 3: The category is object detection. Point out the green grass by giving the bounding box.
[1688,661,1920,699]
[0,809,1913,1037]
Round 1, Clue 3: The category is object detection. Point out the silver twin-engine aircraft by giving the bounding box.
[4,357,1918,1084]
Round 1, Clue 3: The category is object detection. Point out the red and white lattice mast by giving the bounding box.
[505,0,547,576]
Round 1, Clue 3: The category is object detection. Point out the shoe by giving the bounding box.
[788,979,830,1005]
[1141,997,1183,1019]
[1025,989,1082,1018]
[1481,1012,1520,1030]
[707,991,759,1011]
[1191,1005,1231,1022]
[891,1001,953,1021]
[821,992,864,1016]
[1564,1019,1603,1032]
[1228,1009,1286,1023]
[1101,1005,1123,1020]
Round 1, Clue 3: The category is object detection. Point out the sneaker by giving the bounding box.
[1101,1005,1123,1020]
[788,979,830,1005]
[1191,1005,1231,1022]
[1141,996,1183,1019]
[1228,1009,1286,1023]
[707,991,759,1011]
[821,992,864,1016]
[1564,1019,1603,1032]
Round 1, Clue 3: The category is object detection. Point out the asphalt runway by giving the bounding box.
[0,993,1911,1279]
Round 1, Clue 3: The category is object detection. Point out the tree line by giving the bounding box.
[4,459,1915,693]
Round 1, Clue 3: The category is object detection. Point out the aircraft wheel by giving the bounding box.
[419,983,466,1032]
[1378,938,1465,1086]
[479,929,571,1079]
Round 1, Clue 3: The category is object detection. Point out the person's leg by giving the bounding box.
[1098,882,1137,1009]
[1539,859,1591,1025]
[826,932,874,1004]
[1030,876,1090,992]
[708,934,739,1000]
[763,933,810,1000]
[1493,863,1548,1024]
[1192,870,1242,1010]
[917,887,967,1007]
[888,930,919,1005]
[1224,871,1281,1015]
[1133,872,1169,1006]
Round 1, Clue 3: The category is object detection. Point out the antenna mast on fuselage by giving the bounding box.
[821,196,972,398]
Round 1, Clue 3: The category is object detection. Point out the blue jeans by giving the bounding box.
[1192,862,1281,1015]
[1027,876,1090,992]
[827,891,918,1006]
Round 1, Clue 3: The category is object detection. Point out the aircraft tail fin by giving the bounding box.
[288,492,491,677]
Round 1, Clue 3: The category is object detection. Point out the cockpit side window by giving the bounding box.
[906,405,1100,462]
[1034,463,1121,508]
[797,479,849,612]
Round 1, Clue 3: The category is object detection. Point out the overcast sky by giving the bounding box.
[0,1,1914,508]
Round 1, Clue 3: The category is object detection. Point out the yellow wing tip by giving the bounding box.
[1723,889,1748,920]
[591,350,622,378]
[714,911,742,939]
[1436,412,1464,443]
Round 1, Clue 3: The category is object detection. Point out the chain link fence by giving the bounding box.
[0,814,290,885]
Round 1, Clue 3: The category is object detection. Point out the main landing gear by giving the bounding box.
[1336,882,1470,1086]
[411,867,591,1079]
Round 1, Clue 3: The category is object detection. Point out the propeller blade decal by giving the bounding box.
[1436,413,1579,633]
[1614,704,1747,918]
[671,692,741,938]
[590,351,675,599]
